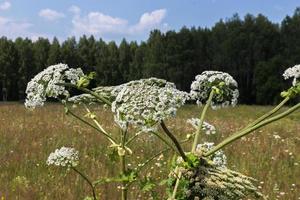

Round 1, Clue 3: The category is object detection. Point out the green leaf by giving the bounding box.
[139,177,156,192]
[106,148,119,163]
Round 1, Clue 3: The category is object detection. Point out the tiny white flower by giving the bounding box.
[47,147,79,168]
[187,118,216,135]
[196,142,227,168]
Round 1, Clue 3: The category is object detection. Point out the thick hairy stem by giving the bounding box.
[161,121,188,162]
[120,130,128,200]
[65,105,117,145]
[205,102,300,156]
[244,96,290,130]
[120,155,127,200]
[191,90,215,153]
[72,167,97,200]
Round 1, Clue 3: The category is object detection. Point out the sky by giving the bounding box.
[0,0,299,42]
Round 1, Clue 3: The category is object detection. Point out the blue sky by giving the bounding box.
[0,0,299,42]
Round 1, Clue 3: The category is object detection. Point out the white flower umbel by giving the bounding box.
[111,78,189,131]
[47,147,79,168]
[25,63,84,109]
[283,64,300,86]
[190,71,239,109]
[68,86,116,105]
[196,142,227,168]
[187,118,216,135]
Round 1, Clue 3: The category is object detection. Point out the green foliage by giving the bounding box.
[139,177,156,192]
[2,8,300,103]
[77,72,96,88]
[281,82,300,98]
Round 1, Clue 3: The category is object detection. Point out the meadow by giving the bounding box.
[0,103,299,200]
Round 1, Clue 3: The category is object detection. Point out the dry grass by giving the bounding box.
[0,103,299,199]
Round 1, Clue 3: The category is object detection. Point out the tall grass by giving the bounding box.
[0,103,299,199]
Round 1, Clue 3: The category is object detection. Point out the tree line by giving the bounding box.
[1,8,300,104]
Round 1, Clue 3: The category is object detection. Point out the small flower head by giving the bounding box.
[190,71,239,109]
[281,64,300,98]
[283,64,300,86]
[196,142,227,168]
[187,118,216,135]
[25,64,84,109]
[47,147,79,168]
[111,78,189,131]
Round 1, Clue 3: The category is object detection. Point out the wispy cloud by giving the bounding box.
[0,1,11,10]
[71,11,128,35]
[129,9,167,33]
[39,8,65,21]
[0,16,48,40]
[70,7,168,38]
[69,5,81,15]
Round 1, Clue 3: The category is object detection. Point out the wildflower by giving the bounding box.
[25,64,84,109]
[273,134,281,140]
[283,64,300,86]
[111,78,189,131]
[196,142,227,168]
[190,71,239,109]
[47,147,79,167]
[187,118,216,135]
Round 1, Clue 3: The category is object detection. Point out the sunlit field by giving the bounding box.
[0,103,299,199]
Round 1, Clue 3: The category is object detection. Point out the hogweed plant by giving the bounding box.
[25,63,300,200]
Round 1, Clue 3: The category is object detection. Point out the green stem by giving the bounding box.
[205,102,300,157]
[244,96,290,130]
[191,90,215,153]
[126,138,191,188]
[151,131,179,155]
[58,82,112,106]
[171,172,181,200]
[120,129,128,200]
[83,104,110,136]
[125,131,142,146]
[65,104,117,145]
[161,121,188,162]
[72,167,97,200]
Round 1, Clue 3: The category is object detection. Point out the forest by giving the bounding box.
[1,8,300,104]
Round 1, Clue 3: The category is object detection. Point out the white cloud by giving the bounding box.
[71,8,167,38]
[69,5,81,15]
[129,9,167,33]
[39,9,65,21]
[71,11,128,35]
[0,1,11,10]
[0,16,48,40]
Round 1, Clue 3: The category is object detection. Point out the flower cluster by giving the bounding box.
[111,78,189,131]
[283,64,300,86]
[68,86,116,105]
[190,71,239,109]
[195,142,227,168]
[187,118,216,135]
[47,147,79,167]
[25,64,84,109]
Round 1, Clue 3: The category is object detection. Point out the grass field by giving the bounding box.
[0,103,299,200]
